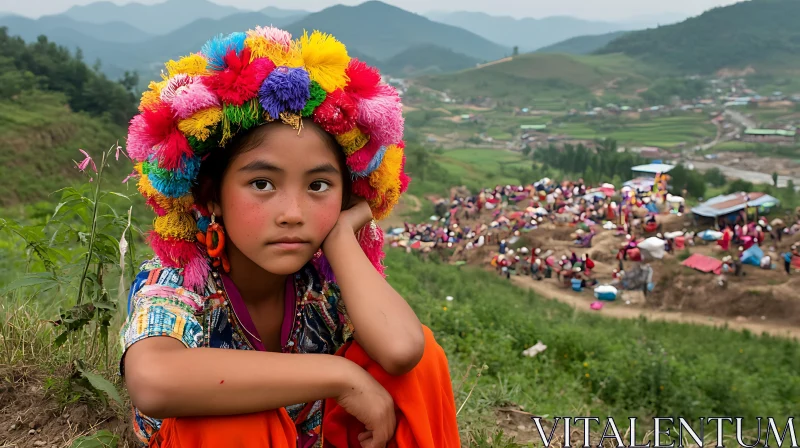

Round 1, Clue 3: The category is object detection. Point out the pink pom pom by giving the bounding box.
[126,114,152,162]
[147,232,202,268]
[358,222,385,276]
[170,79,220,119]
[183,254,210,294]
[250,26,292,50]
[356,85,404,145]
[160,74,192,104]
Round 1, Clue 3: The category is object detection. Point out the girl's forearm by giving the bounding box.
[322,226,424,375]
[124,338,356,419]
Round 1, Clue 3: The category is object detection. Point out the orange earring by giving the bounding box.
[197,214,230,273]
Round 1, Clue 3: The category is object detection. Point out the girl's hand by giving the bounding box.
[323,198,373,252]
[337,197,374,234]
[336,365,396,448]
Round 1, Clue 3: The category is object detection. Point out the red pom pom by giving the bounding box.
[137,102,192,170]
[313,89,358,135]
[141,102,177,144]
[156,128,194,170]
[203,48,275,106]
[345,58,381,100]
[352,176,378,201]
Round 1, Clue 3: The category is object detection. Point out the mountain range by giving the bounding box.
[423,11,689,51]
[0,1,509,80]
[60,0,307,35]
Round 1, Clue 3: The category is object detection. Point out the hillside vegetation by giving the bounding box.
[596,0,800,74]
[0,28,135,205]
[416,53,658,107]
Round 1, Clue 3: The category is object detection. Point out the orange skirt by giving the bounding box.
[150,325,460,448]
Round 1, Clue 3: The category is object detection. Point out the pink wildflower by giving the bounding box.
[75,149,97,173]
[122,169,139,184]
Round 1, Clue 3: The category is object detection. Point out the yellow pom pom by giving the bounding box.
[336,128,370,156]
[154,210,197,240]
[178,107,223,141]
[165,54,208,77]
[139,80,168,112]
[245,35,303,67]
[297,31,350,92]
[137,173,159,200]
[367,144,404,220]
[368,144,403,192]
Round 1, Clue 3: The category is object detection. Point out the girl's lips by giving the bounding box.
[268,242,309,251]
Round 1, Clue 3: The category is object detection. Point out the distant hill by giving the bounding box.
[0,14,151,43]
[535,31,629,55]
[381,44,480,77]
[425,11,634,51]
[62,0,246,34]
[596,0,800,74]
[286,1,509,62]
[415,53,657,107]
[259,7,309,19]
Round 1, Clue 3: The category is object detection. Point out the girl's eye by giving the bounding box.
[251,180,274,191]
[309,181,330,192]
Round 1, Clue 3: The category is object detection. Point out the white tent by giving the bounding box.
[638,237,666,259]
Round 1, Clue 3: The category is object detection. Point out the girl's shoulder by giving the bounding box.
[126,257,211,315]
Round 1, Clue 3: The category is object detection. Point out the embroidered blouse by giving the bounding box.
[119,257,355,447]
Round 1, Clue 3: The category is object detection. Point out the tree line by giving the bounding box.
[0,28,139,126]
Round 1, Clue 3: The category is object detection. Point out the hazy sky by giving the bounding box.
[3,0,743,21]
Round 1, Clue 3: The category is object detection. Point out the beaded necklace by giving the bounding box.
[210,267,308,353]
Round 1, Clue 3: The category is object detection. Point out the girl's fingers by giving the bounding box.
[358,431,373,442]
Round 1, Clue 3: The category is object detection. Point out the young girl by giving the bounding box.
[120,26,460,447]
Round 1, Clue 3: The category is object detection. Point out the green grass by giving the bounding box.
[0,90,130,206]
[387,250,800,441]
[555,114,716,148]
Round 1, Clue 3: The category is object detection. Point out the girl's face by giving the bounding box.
[212,124,344,276]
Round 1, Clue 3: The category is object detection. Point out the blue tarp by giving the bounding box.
[741,245,764,266]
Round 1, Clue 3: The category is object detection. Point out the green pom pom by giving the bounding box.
[187,129,220,154]
[224,100,262,130]
[302,81,327,117]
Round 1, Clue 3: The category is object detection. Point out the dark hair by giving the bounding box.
[192,121,352,211]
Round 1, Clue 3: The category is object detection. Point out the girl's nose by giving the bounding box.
[277,194,304,226]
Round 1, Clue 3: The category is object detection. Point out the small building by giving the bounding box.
[520,124,547,131]
[741,128,796,143]
[692,192,779,224]
[631,163,676,179]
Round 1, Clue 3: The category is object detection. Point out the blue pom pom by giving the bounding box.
[352,145,387,178]
[149,155,201,198]
[197,215,211,233]
[258,66,311,118]
[201,32,247,71]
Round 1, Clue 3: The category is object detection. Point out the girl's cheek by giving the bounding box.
[310,198,341,236]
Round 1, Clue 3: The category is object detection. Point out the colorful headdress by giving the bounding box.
[127,26,409,292]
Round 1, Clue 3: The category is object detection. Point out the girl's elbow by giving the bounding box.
[383,328,425,376]
[125,361,173,418]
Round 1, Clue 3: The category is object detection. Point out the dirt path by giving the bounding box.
[509,274,800,339]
